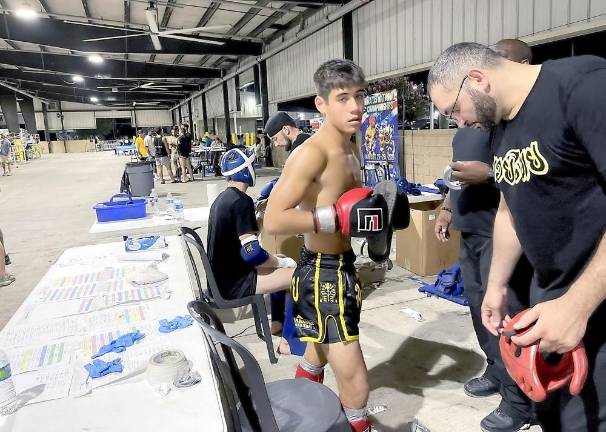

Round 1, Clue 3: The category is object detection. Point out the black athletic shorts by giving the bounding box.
[291,247,361,344]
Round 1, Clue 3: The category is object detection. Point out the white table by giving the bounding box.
[0,237,227,432]
[89,207,210,238]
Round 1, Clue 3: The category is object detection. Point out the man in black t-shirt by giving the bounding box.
[429,42,606,431]
[154,129,176,184]
[437,129,533,432]
[265,112,310,154]
[434,40,534,432]
[207,147,296,350]
[177,125,195,183]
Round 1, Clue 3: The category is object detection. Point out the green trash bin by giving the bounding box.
[125,161,154,197]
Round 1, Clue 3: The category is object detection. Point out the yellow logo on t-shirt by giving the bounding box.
[493,141,549,185]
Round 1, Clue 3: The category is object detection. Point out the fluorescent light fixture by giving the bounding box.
[72,75,84,83]
[15,8,38,20]
[88,54,104,64]
[90,97,99,102]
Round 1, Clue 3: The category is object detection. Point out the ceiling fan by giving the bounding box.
[96,82,185,92]
[81,1,230,50]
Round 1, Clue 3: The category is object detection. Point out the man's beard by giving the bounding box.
[284,136,293,151]
[468,87,497,130]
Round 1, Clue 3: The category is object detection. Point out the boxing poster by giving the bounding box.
[360,89,400,187]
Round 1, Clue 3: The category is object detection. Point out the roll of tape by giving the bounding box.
[146,350,190,386]
[443,165,462,190]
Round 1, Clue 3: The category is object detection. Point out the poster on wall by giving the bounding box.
[360,89,400,187]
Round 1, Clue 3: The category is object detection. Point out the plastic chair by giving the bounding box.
[180,226,278,364]
[188,300,350,432]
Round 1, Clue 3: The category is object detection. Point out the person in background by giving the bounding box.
[265,112,310,154]
[165,128,180,181]
[0,228,14,287]
[0,228,10,266]
[178,124,195,183]
[144,129,157,178]
[0,134,12,176]
[135,130,148,160]
[155,129,176,184]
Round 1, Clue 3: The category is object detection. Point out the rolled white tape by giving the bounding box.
[443,165,462,190]
[146,350,190,386]
[206,183,220,207]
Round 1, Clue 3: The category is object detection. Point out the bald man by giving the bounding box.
[435,39,533,432]
[493,39,533,64]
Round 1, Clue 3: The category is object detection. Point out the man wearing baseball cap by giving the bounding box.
[264,111,310,153]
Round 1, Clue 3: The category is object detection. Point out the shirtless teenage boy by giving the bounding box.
[265,59,403,432]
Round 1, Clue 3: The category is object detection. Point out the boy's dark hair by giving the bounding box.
[313,59,366,99]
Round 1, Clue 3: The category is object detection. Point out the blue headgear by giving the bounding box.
[220,148,256,186]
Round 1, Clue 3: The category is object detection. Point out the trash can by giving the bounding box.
[125,161,154,197]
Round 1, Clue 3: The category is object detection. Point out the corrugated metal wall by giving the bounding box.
[136,110,172,127]
[267,5,343,104]
[205,85,224,118]
[33,109,171,130]
[355,0,606,80]
[228,77,238,112]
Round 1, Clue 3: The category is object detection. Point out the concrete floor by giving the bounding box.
[0,152,541,432]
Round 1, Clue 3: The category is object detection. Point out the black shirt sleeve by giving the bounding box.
[566,68,606,180]
[233,195,259,237]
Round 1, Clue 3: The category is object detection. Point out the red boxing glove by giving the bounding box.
[312,187,388,237]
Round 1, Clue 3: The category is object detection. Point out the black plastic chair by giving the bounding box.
[180,226,278,364]
[188,300,350,432]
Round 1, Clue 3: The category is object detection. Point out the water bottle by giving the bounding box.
[165,192,174,216]
[0,350,18,415]
[174,199,184,221]
[149,189,159,215]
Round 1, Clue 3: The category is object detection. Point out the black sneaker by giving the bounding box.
[464,375,499,397]
[4,254,10,266]
[480,407,531,432]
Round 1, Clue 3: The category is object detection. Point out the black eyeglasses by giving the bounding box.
[448,76,468,120]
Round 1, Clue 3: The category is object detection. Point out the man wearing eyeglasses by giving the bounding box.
[428,42,606,431]
[434,39,534,432]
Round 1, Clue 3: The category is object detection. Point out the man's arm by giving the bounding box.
[511,231,606,353]
[481,193,523,335]
[435,191,452,242]
[238,233,295,269]
[486,194,523,290]
[264,145,326,235]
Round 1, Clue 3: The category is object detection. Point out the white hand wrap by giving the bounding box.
[276,256,297,268]
[312,205,337,233]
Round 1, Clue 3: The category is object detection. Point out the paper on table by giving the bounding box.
[12,365,73,405]
[44,267,136,289]
[30,286,164,320]
[0,317,80,348]
[39,280,131,302]
[8,340,75,375]
[75,321,158,359]
[83,305,153,332]
[117,251,166,262]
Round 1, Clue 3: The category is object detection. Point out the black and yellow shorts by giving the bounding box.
[291,247,362,344]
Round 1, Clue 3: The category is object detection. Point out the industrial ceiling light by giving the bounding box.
[88,54,104,64]
[72,75,84,83]
[15,7,38,20]
[90,97,99,102]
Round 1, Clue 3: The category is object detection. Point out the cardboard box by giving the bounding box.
[259,231,304,260]
[396,208,460,276]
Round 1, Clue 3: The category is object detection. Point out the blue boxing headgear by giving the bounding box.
[220,148,256,186]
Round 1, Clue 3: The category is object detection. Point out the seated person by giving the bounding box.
[207,148,296,353]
